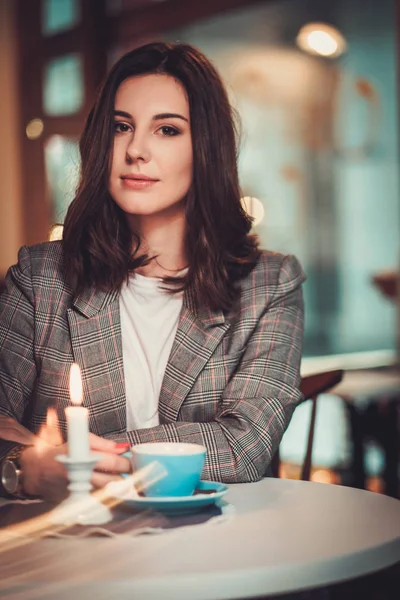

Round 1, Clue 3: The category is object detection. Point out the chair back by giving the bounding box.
[271,369,343,480]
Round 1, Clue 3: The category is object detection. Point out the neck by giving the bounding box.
[129,211,188,277]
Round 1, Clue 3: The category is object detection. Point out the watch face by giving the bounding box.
[1,460,19,494]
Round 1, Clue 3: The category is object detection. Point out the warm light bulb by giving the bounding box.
[69,363,83,405]
[26,118,44,140]
[296,23,347,58]
[307,31,338,56]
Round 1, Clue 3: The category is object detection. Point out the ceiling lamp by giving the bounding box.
[296,22,347,58]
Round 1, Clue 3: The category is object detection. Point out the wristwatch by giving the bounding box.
[1,445,27,497]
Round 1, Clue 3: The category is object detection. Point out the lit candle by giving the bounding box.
[65,363,90,460]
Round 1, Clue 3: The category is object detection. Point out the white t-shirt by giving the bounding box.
[119,273,183,431]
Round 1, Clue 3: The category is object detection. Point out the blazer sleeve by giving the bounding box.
[0,247,37,459]
[127,254,305,483]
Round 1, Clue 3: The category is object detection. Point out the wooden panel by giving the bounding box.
[107,0,269,44]
[43,116,84,137]
[43,28,82,58]
[80,0,108,113]
[16,0,49,246]
[16,0,108,244]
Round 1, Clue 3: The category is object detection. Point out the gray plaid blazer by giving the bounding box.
[0,242,305,483]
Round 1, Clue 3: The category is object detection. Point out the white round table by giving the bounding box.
[1,478,399,599]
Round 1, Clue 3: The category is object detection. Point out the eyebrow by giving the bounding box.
[114,110,189,123]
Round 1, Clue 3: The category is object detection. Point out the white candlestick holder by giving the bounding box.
[49,454,113,525]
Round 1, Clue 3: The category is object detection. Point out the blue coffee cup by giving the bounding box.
[131,442,206,497]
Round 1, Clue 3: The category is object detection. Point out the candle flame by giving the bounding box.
[37,406,63,448]
[69,363,83,406]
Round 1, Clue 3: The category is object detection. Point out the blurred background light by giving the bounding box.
[48,224,64,241]
[296,22,347,58]
[26,118,44,140]
[241,196,265,227]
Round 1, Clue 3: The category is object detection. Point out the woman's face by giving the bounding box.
[109,74,193,225]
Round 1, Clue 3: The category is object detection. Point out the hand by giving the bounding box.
[20,434,132,502]
[20,440,69,502]
[0,415,38,445]
[90,435,132,489]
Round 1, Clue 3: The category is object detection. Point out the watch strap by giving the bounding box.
[5,443,26,466]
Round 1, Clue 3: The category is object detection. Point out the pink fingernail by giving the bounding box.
[115,442,130,451]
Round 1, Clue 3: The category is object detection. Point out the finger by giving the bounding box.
[89,433,121,453]
[0,417,37,443]
[0,426,37,445]
[91,472,125,489]
[48,442,68,457]
[0,417,23,431]
[115,442,131,454]
[15,429,37,444]
[93,453,132,474]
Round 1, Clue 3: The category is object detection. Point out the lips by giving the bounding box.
[121,174,158,182]
[120,174,159,190]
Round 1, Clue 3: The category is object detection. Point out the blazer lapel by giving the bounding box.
[67,287,127,436]
[158,290,230,423]
[67,285,230,432]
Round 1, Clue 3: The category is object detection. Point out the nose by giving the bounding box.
[125,131,151,164]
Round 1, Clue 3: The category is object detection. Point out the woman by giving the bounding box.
[0,42,305,501]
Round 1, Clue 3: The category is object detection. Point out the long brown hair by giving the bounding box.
[63,42,260,312]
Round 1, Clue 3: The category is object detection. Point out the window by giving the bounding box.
[43,54,84,116]
[42,0,80,35]
[44,136,80,222]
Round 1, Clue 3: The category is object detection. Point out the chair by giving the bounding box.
[271,369,344,480]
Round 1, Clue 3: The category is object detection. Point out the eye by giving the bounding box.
[158,125,180,137]
[114,121,132,134]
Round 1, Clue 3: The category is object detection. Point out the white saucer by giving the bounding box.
[116,480,228,515]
